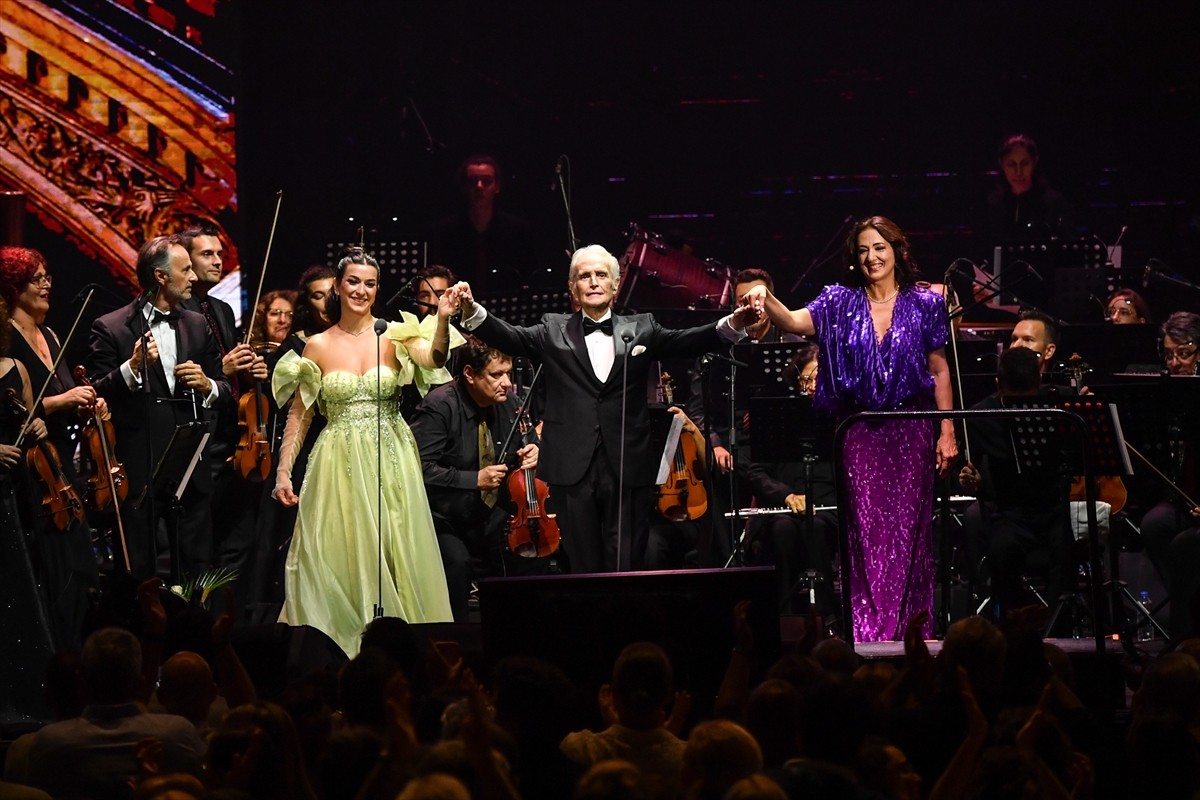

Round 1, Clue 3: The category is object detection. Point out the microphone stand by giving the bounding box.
[138,291,157,576]
[373,316,388,618]
[790,215,854,294]
[616,330,633,571]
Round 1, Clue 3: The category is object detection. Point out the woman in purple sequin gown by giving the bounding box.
[743,217,958,641]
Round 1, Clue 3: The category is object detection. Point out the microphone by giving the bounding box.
[1023,263,1044,282]
[1089,293,1109,322]
[72,283,104,304]
[621,331,634,344]
[373,318,389,336]
[1143,264,1153,289]
[550,155,566,191]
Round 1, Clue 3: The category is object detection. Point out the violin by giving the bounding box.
[505,413,560,558]
[72,366,128,511]
[655,373,707,522]
[234,341,275,482]
[3,387,85,530]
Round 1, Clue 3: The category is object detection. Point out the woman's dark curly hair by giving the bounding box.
[843,215,920,288]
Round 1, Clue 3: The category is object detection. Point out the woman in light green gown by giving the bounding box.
[271,248,462,657]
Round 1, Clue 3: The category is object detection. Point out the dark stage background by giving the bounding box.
[16,1,1200,335]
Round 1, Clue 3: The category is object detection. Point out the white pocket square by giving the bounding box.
[631,345,647,357]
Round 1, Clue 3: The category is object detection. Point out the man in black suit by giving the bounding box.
[87,235,232,579]
[178,224,267,606]
[410,336,540,620]
[451,244,758,573]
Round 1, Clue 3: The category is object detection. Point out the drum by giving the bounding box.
[617,225,733,312]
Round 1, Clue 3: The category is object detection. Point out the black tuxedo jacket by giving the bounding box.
[473,310,725,487]
[87,299,232,494]
[181,294,240,454]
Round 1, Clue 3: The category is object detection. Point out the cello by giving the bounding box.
[655,372,707,521]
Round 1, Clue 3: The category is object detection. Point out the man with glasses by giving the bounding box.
[1141,311,1200,638]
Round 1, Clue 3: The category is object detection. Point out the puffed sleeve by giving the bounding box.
[271,350,322,410]
[385,311,465,397]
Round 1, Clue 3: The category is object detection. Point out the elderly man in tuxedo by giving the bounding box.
[451,244,758,573]
[87,235,232,578]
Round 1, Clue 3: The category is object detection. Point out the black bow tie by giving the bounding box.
[582,316,614,336]
[151,309,180,325]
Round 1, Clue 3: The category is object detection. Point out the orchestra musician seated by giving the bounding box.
[409,335,543,621]
[1139,311,1200,639]
[958,346,1074,621]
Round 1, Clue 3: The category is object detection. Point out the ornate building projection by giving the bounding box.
[0,0,236,285]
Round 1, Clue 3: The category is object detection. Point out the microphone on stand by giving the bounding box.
[373,316,388,619]
[1143,264,1153,290]
[616,329,634,572]
[550,155,566,192]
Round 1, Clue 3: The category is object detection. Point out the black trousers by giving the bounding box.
[550,443,653,573]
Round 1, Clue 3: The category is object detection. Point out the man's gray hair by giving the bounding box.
[569,244,621,284]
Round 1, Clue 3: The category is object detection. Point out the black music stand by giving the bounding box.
[749,395,828,613]
[135,421,210,584]
[1007,400,1138,639]
[735,342,808,399]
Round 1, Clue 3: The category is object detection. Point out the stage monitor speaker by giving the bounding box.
[478,567,780,709]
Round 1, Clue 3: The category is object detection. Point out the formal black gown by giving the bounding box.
[0,361,54,722]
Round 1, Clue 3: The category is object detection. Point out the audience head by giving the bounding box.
[80,626,143,705]
[573,760,653,800]
[681,720,763,800]
[811,638,860,676]
[941,615,1007,698]
[397,774,472,800]
[610,642,673,728]
[157,651,218,724]
[724,775,788,800]
[207,701,316,800]
[856,736,922,800]
[338,647,398,728]
[745,679,803,768]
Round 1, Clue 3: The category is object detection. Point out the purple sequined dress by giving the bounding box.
[808,285,950,641]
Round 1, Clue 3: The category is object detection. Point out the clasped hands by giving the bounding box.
[223,343,268,381]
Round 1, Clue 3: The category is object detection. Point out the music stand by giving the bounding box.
[735,342,808,398]
[1007,400,1136,639]
[135,421,210,584]
[749,396,827,612]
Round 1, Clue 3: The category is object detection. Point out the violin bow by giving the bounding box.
[942,270,971,464]
[498,363,544,463]
[241,190,283,346]
[14,288,95,448]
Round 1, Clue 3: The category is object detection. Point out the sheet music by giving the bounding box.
[655,413,685,485]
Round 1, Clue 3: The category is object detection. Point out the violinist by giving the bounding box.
[179,224,267,606]
[86,235,231,579]
[1139,312,1200,639]
[0,292,57,714]
[410,336,541,621]
[249,290,297,349]
[0,247,99,647]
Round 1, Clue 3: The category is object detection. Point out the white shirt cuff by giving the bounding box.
[717,314,747,343]
[120,360,142,391]
[461,304,488,331]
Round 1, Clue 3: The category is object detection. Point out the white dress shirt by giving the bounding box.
[119,304,219,406]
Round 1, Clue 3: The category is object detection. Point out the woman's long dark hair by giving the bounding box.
[325,247,380,326]
[292,264,335,336]
[843,216,920,288]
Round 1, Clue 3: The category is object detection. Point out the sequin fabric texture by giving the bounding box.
[807,284,949,641]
